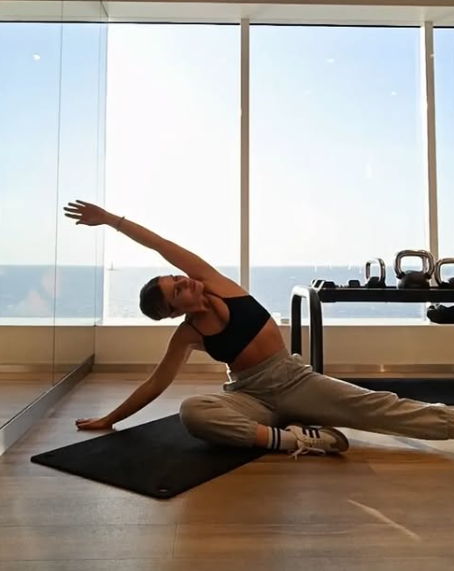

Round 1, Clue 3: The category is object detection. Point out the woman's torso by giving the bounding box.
[186,278,286,372]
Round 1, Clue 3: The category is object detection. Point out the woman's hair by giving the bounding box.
[139,276,172,320]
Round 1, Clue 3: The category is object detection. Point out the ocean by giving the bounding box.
[0,264,438,321]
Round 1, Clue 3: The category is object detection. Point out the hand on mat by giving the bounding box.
[64,200,109,227]
[76,417,113,431]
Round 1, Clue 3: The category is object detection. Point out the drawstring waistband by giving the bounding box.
[227,348,291,383]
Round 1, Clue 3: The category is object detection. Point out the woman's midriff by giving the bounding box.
[227,318,287,373]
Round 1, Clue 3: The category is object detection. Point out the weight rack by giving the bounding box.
[290,284,454,374]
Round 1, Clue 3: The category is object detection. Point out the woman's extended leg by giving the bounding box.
[279,355,454,441]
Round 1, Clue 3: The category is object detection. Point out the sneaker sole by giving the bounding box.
[321,426,349,453]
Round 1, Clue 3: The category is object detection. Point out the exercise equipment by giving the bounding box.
[434,258,454,289]
[311,279,337,289]
[365,258,386,288]
[427,304,454,324]
[393,249,435,289]
[31,414,265,499]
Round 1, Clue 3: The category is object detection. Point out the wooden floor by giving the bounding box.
[1,373,454,570]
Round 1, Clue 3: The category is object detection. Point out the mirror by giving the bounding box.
[0,14,63,427]
[0,1,106,429]
[53,2,107,384]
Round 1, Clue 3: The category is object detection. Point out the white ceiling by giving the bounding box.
[1,0,454,25]
[104,2,454,25]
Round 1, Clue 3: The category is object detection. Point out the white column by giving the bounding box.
[421,22,439,263]
[240,19,250,290]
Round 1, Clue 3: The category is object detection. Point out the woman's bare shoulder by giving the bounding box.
[175,319,204,347]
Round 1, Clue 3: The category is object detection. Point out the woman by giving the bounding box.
[64,200,454,458]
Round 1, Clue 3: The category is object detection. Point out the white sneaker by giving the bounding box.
[285,424,349,459]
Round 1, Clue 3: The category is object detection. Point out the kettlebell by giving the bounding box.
[393,249,435,289]
[434,258,454,289]
[365,258,386,288]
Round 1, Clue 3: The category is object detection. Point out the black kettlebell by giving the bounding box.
[365,258,386,288]
[393,250,435,289]
[434,258,454,289]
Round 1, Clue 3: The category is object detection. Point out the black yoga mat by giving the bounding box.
[30,414,266,499]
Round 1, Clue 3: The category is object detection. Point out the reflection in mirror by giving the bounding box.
[0,21,62,427]
[0,1,107,427]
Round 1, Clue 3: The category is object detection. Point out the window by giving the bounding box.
[0,24,61,322]
[104,25,240,321]
[434,29,454,274]
[2,22,447,326]
[250,26,427,321]
[0,23,105,325]
[55,24,106,324]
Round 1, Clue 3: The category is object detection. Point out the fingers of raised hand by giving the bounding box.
[64,202,88,224]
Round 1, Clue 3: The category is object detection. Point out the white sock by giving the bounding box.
[266,426,298,451]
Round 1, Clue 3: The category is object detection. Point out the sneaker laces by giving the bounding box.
[288,427,328,460]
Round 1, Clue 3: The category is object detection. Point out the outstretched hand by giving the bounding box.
[75,417,114,431]
[64,200,109,227]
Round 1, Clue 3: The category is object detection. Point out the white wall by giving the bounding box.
[1,324,453,372]
[94,324,454,369]
[0,326,95,367]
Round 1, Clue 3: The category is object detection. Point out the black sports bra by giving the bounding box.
[186,293,271,364]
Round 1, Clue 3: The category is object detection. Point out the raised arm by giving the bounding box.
[64,200,222,282]
[75,322,197,430]
[107,214,221,282]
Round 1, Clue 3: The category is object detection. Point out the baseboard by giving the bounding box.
[0,363,88,380]
[2,361,454,382]
[90,362,454,378]
[91,363,226,375]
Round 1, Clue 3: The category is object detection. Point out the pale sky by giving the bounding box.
[0,24,453,267]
